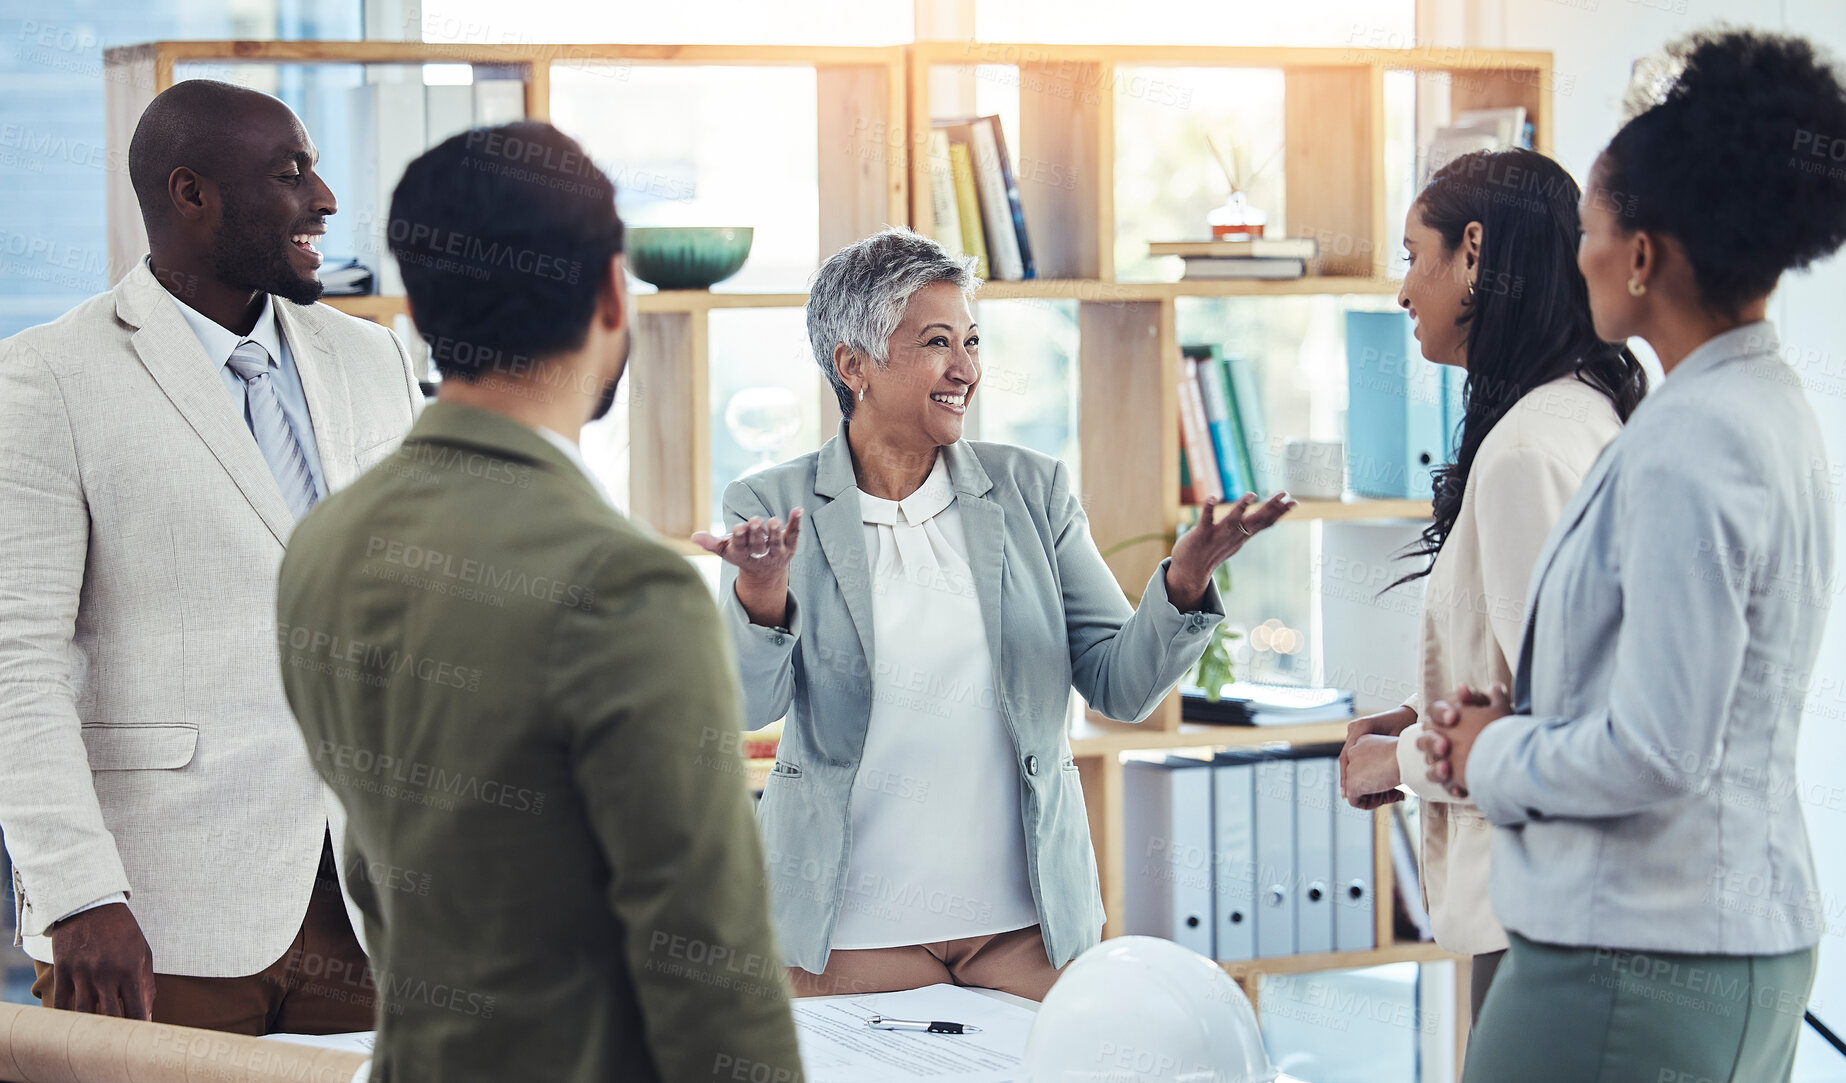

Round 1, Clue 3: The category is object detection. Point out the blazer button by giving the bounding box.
[773,634,787,646]
[1025,755,1039,776]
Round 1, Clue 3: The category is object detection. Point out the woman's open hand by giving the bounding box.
[1166,493,1296,611]
[691,510,804,577]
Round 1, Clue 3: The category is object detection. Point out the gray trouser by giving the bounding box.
[1462,932,1817,1083]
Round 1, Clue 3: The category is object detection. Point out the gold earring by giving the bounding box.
[1627,277,1647,297]
[1467,280,1476,300]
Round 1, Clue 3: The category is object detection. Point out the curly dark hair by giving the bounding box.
[1594,28,1846,317]
[1392,149,1648,588]
[387,122,624,382]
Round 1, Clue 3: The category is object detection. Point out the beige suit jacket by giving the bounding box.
[1393,375,1622,955]
[0,263,420,976]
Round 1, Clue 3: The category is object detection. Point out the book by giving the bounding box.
[948,142,989,279]
[1189,345,1252,497]
[949,118,1026,280]
[1180,256,1307,280]
[1222,355,1271,495]
[1179,423,1197,506]
[1149,238,1319,260]
[978,115,1035,279]
[924,129,965,258]
[1177,360,1224,502]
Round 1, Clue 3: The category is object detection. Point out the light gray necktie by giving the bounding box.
[225,340,318,520]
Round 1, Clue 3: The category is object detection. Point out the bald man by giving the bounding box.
[0,79,420,1032]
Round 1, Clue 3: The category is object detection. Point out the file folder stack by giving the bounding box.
[1123,745,1376,963]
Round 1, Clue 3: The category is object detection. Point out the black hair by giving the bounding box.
[387,122,623,381]
[1594,28,1846,317]
[1393,148,1648,588]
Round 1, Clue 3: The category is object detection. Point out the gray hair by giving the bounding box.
[806,227,980,418]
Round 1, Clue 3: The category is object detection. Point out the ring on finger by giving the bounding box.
[1236,520,1253,537]
[750,549,770,559]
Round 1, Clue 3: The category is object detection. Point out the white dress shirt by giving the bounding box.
[830,456,1039,950]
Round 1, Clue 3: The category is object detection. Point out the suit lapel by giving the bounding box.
[1512,439,1620,704]
[117,268,295,546]
[956,494,1008,679]
[810,424,876,667]
[810,493,876,669]
[279,303,356,493]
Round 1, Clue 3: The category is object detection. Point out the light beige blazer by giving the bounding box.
[1393,375,1622,956]
[0,263,420,976]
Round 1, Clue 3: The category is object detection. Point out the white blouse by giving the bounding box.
[829,456,1040,949]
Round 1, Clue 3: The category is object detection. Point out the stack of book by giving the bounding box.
[1180,681,1356,726]
[1176,343,1271,504]
[1148,237,1318,280]
[923,116,1036,281]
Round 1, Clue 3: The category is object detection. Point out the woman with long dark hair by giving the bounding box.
[1418,29,1845,1081]
[1338,146,1646,1024]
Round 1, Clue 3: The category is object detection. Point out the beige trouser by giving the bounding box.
[788,924,1065,1002]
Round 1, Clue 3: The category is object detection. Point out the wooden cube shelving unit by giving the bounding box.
[103,40,1545,1042]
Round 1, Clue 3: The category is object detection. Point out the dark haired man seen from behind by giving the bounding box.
[0,80,420,1031]
[275,121,803,1082]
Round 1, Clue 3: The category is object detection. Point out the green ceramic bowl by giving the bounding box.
[627,227,754,291]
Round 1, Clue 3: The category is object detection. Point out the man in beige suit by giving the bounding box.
[0,80,420,1031]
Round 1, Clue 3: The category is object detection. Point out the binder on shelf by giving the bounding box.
[1253,757,1296,958]
[1345,310,1453,499]
[1294,756,1336,955]
[1333,780,1377,952]
[1123,758,1215,957]
[1212,754,1257,963]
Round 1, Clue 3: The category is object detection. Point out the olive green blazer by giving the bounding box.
[278,402,801,1083]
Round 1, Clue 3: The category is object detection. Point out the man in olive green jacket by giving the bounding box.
[275,122,802,1082]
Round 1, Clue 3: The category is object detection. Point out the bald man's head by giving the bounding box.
[129,79,336,305]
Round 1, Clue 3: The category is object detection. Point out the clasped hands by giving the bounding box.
[1339,682,1514,809]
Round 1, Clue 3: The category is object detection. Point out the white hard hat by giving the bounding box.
[1019,936,1278,1083]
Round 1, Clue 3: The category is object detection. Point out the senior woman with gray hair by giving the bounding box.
[692,227,1294,999]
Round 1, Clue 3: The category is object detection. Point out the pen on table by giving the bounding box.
[865,1014,983,1035]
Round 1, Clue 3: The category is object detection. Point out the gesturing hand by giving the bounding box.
[49,902,155,1019]
[1417,682,1513,800]
[692,511,803,628]
[1166,492,1296,611]
[691,510,804,578]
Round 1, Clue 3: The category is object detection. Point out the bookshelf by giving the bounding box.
[104,40,1535,1040]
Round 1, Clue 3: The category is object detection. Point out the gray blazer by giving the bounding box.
[721,424,1224,972]
[1470,322,1836,955]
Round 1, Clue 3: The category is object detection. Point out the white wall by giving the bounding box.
[1416,0,1846,1078]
